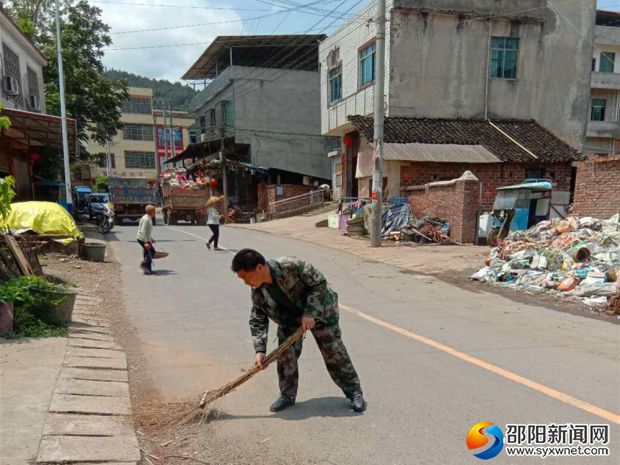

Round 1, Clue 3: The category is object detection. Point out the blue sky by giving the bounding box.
[97,0,620,82]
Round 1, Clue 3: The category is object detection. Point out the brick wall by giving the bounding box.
[400,162,572,210]
[408,173,481,244]
[572,156,620,219]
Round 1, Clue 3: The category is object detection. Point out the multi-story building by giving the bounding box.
[87,87,194,182]
[320,0,593,201]
[587,9,620,155]
[172,35,337,207]
[0,6,77,200]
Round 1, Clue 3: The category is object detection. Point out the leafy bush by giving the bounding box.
[94,175,109,192]
[0,276,69,338]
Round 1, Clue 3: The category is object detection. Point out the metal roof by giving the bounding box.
[182,34,326,80]
[497,181,553,191]
[1,108,78,156]
[383,143,501,163]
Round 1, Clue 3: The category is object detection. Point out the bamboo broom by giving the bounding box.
[164,327,306,426]
[198,327,305,408]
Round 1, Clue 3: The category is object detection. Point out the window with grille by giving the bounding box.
[525,168,544,180]
[599,52,615,73]
[490,37,519,79]
[2,43,23,103]
[591,98,606,121]
[27,67,40,102]
[199,116,206,134]
[123,124,153,141]
[122,97,152,114]
[125,151,155,169]
[328,65,342,103]
[358,42,376,87]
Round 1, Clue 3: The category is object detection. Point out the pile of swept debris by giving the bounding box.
[471,214,620,312]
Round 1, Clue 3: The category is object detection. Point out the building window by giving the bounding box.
[122,97,152,114]
[221,100,233,126]
[124,151,155,169]
[358,42,376,87]
[209,108,216,127]
[97,153,115,168]
[599,52,615,73]
[2,43,23,105]
[328,65,342,103]
[123,124,153,141]
[490,37,519,79]
[525,168,544,180]
[26,67,40,110]
[591,98,606,121]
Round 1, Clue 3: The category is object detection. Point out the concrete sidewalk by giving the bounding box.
[231,209,488,276]
[0,337,67,465]
[0,288,139,465]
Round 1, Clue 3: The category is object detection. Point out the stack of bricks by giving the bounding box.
[407,173,481,244]
[572,156,620,219]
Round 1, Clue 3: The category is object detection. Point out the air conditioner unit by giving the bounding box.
[327,47,340,68]
[2,76,19,95]
[28,94,40,111]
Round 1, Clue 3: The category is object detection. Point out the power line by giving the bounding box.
[108,0,363,35]
[230,0,363,100]
[253,0,359,19]
[92,1,272,11]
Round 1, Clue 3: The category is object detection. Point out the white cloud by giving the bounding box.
[98,0,246,81]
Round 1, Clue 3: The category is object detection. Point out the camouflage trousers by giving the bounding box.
[277,322,361,400]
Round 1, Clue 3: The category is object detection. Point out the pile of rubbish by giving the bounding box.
[160,168,211,190]
[472,214,620,311]
[342,199,453,245]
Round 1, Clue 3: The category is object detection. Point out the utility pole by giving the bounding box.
[55,0,72,211]
[168,103,176,160]
[161,102,169,162]
[370,0,386,247]
[219,124,228,222]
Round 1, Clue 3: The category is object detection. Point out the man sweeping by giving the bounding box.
[137,205,156,275]
[232,249,366,413]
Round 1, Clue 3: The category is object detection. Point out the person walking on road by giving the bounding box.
[206,195,224,251]
[232,249,366,413]
[137,205,157,275]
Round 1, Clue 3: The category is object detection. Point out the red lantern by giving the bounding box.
[28,150,40,162]
[343,135,353,147]
[210,178,218,189]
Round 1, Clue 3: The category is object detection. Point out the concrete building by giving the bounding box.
[320,0,594,199]
[171,35,337,208]
[587,9,620,155]
[0,6,77,201]
[86,87,193,182]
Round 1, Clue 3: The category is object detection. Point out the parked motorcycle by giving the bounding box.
[96,205,115,234]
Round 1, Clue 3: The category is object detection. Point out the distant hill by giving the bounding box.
[105,69,198,111]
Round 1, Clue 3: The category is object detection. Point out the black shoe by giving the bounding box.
[139,262,146,270]
[270,395,295,412]
[350,392,366,412]
[144,269,156,275]
[205,242,211,250]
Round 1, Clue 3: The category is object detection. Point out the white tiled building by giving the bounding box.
[587,10,620,155]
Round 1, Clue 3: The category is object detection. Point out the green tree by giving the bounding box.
[6,1,128,155]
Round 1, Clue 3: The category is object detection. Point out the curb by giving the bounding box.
[36,290,139,464]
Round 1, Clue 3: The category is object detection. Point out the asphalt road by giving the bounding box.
[109,222,620,465]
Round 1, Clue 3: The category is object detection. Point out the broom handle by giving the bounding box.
[199,327,305,407]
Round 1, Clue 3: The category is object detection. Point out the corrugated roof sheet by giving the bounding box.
[383,143,501,163]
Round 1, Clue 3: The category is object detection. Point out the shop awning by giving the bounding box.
[1,108,78,156]
[164,138,230,165]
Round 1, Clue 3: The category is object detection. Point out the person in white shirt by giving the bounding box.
[205,195,224,251]
[137,205,156,274]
